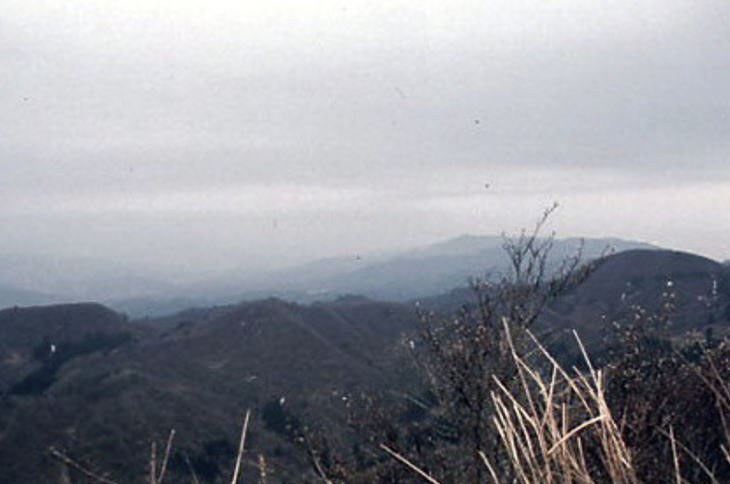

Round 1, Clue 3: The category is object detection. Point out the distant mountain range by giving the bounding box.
[268,236,657,301]
[0,235,659,317]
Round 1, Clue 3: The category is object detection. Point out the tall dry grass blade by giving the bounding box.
[659,427,719,484]
[669,426,682,484]
[149,441,157,484]
[503,319,538,423]
[310,452,333,484]
[512,401,540,478]
[572,332,634,480]
[492,394,529,482]
[572,329,596,378]
[380,444,442,484]
[575,437,590,480]
[157,429,176,484]
[546,414,606,456]
[540,365,558,430]
[478,450,501,484]
[489,326,638,484]
[721,444,730,466]
[524,329,592,412]
[49,447,119,484]
[231,409,251,484]
[183,453,200,484]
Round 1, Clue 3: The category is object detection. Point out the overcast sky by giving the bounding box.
[2,0,729,274]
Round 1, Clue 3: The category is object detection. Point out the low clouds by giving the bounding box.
[2,0,729,268]
[3,183,381,216]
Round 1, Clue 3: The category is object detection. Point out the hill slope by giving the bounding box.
[0,299,420,483]
[1,250,727,482]
[540,249,730,347]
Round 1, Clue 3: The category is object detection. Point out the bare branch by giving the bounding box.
[231,409,252,484]
[49,447,119,484]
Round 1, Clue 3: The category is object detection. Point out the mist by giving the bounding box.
[2,0,729,280]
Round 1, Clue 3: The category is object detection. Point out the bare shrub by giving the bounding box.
[408,204,596,481]
[604,302,730,483]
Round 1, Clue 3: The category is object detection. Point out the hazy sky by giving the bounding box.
[2,0,729,273]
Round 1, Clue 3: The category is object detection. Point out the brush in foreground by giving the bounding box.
[383,321,637,483]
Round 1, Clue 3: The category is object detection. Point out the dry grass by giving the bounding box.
[148,429,176,484]
[383,321,638,484]
[46,326,730,483]
[48,446,120,484]
[484,322,637,484]
[379,444,441,484]
[231,409,251,483]
[382,323,730,484]
[49,410,256,484]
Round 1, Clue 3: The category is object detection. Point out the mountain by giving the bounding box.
[0,303,138,391]
[418,248,730,342]
[0,236,657,318]
[538,249,730,349]
[295,236,655,301]
[178,236,657,312]
[1,249,728,482]
[0,299,420,483]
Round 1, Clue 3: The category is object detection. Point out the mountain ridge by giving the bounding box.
[0,235,663,318]
[0,248,728,482]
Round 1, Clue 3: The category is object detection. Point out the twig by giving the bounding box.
[310,452,333,484]
[157,429,176,484]
[658,427,719,484]
[48,446,119,484]
[546,414,606,455]
[149,441,157,484]
[379,444,442,484]
[478,450,501,484]
[669,426,682,484]
[231,409,251,483]
[184,453,201,484]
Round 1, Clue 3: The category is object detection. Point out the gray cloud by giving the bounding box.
[2,0,729,269]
